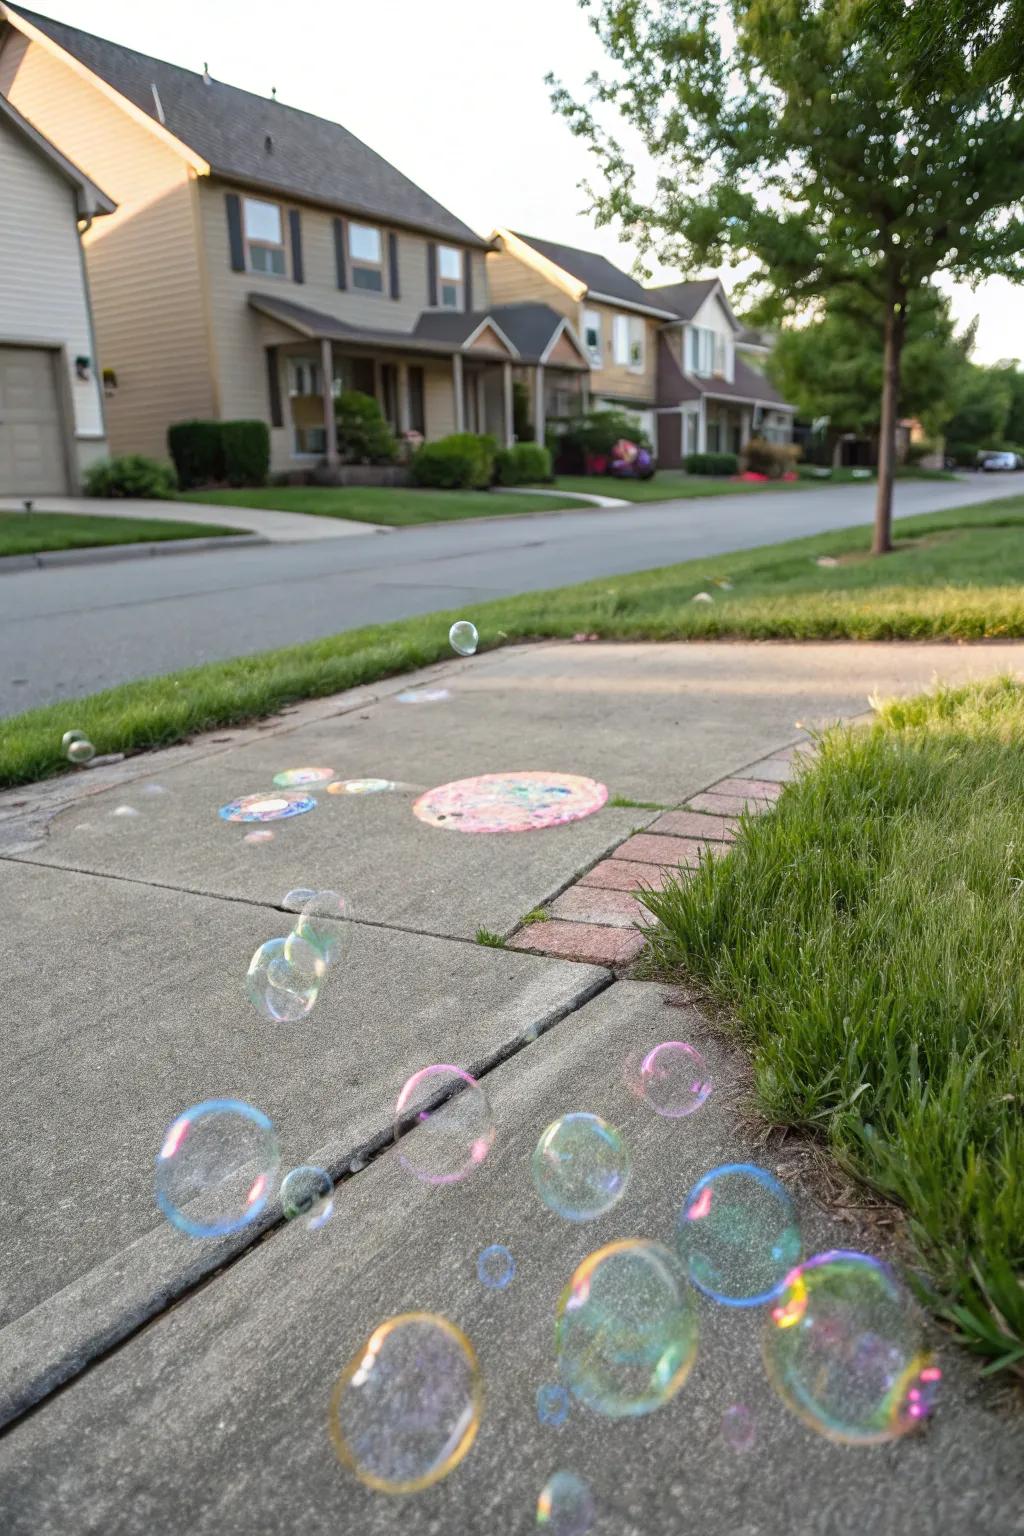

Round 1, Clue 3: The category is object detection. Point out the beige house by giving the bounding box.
[0,5,577,476]
[0,88,112,494]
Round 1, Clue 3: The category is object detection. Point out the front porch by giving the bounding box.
[655,397,794,467]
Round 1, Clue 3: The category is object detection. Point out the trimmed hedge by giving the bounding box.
[221,420,270,487]
[83,454,178,499]
[411,432,497,490]
[684,451,739,475]
[168,418,269,489]
[494,442,551,485]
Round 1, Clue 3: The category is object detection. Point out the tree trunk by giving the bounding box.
[872,292,906,556]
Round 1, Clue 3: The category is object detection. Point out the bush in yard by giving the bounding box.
[560,409,651,462]
[83,454,178,499]
[168,420,224,489]
[411,432,496,490]
[684,451,739,475]
[512,380,533,441]
[334,391,397,465]
[221,420,270,487]
[494,443,552,485]
[742,437,801,478]
[946,441,982,467]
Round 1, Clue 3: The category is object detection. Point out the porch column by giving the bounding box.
[397,362,411,434]
[452,352,465,431]
[475,373,485,436]
[534,363,545,446]
[502,361,514,446]
[698,395,707,454]
[580,375,590,415]
[320,336,338,466]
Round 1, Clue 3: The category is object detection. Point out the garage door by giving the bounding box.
[0,345,69,496]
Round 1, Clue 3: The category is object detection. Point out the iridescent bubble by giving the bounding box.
[282,887,318,911]
[721,1402,756,1452]
[245,936,321,1023]
[677,1163,802,1307]
[327,778,396,796]
[536,1384,570,1427]
[532,1113,630,1222]
[393,1065,494,1185]
[449,619,479,656]
[286,889,352,968]
[154,1098,279,1239]
[61,729,87,751]
[244,829,274,844]
[477,1244,515,1290]
[536,1470,595,1534]
[329,1312,482,1493]
[763,1250,941,1444]
[66,737,96,765]
[555,1239,698,1418]
[110,804,139,818]
[634,1041,712,1118]
[273,767,334,787]
[281,1164,334,1229]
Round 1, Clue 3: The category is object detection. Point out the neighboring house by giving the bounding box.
[0,6,549,475]
[0,89,112,494]
[646,278,795,467]
[488,229,678,445]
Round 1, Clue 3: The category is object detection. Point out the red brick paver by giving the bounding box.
[611,833,721,867]
[687,791,764,816]
[508,920,646,966]
[709,777,784,800]
[649,810,738,842]
[549,885,657,929]
[579,859,672,892]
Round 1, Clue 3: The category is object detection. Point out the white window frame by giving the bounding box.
[437,245,465,309]
[688,325,716,377]
[348,222,386,293]
[243,196,286,278]
[583,307,603,368]
[628,317,645,373]
[286,357,322,397]
[612,314,630,366]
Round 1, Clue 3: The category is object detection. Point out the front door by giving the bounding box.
[0,345,68,495]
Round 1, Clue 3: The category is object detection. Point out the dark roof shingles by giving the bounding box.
[646,278,720,320]
[510,232,672,313]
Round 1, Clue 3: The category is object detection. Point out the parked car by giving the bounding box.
[979,451,1020,471]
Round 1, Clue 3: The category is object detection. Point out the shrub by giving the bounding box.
[561,409,651,460]
[684,451,739,475]
[334,391,397,465]
[742,437,801,478]
[168,420,224,489]
[947,441,982,467]
[411,432,496,490]
[83,454,178,499]
[512,380,532,441]
[221,419,270,487]
[494,443,552,485]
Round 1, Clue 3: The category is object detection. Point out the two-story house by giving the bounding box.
[0,6,584,476]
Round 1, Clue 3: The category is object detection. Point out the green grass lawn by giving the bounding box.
[0,510,237,558]
[553,465,959,502]
[4,496,1024,790]
[642,678,1024,1372]
[178,486,580,525]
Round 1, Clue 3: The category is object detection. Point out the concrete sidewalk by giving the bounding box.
[1,640,1022,1532]
[0,494,380,542]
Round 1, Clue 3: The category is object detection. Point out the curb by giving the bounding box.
[0,532,267,574]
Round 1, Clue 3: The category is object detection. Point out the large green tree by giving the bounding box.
[868,0,1024,103]
[550,0,1024,552]
[944,362,1014,454]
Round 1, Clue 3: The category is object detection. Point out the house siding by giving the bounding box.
[486,248,577,317]
[0,28,212,457]
[587,302,658,404]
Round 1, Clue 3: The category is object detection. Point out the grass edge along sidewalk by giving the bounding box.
[4,495,1024,791]
[642,676,1024,1375]
[0,510,239,558]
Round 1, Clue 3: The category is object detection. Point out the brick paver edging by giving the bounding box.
[507,746,808,967]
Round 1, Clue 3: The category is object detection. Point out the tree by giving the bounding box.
[995,361,1024,444]
[944,363,1013,456]
[867,0,1024,103]
[550,1,1024,552]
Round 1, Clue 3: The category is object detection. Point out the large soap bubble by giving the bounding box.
[536,1469,595,1533]
[154,1098,279,1238]
[532,1113,630,1222]
[286,889,352,968]
[763,1250,941,1444]
[393,1065,494,1184]
[555,1239,698,1418]
[329,1312,482,1493]
[630,1040,712,1118]
[281,1164,334,1229]
[246,935,321,1023]
[449,619,478,656]
[677,1163,802,1306]
[62,729,95,765]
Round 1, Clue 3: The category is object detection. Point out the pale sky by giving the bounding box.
[20,0,1024,364]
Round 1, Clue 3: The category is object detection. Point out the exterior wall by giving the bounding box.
[736,342,769,375]
[0,113,106,474]
[586,302,658,404]
[684,289,737,384]
[0,27,212,458]
[485,247,577,318]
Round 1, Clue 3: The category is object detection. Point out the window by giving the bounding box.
[628,318,645,372]
[583,308,603,368]
[437,245,464,309]
[612,314,630,365]
[243,197,286,276]
[684,411,698,454]
[714,333,727,376]
[349,222,385,292]
[287,358,321,396]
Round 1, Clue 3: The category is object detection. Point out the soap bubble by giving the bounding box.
[631,1041,712,1118]
[244,829,274,844]
[536,1470,595,1534]
[286,889,351,968]
[272,767,334,787]
[246,935,321,1023]
[449,619,478,656]
[677,1163,802,1307]
[721,1402,756,1451]
[66,737,96,765]
[327,778,396,795]
[110,804,139,818]
[61,729,87,751]
[329,1312,482,1493]
[393,1065,494,1185]
[155,1098,279,1239]
[536,1384,570,1427]
[532,1113,630,1222]
[281,1165,334,1229]
[477,1244,515,1290]
[556,1240,698,1418]
[282,887,317,911]
[763,1250,941,1444]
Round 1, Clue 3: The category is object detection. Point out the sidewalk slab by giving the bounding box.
[0,495,378,542]
[1,981,1018,1535]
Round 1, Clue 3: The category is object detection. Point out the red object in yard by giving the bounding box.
[585,453,609,475]
[739,470,768,482]
[782,471,798,481]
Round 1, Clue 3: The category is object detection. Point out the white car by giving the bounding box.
[980,451,1019,471]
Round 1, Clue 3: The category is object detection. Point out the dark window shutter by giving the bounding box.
[427,242,438,307]
[225,192,245,271]
[464,252,473,312]
[388,232,400,300]
[333,216,347,289]
[288,209,304,283]
[265,347,283,428]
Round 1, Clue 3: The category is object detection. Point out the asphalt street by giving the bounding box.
[1,475,1013,714]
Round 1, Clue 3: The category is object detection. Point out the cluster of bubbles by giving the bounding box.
[245,888,351,1024]
[62,728,95,765]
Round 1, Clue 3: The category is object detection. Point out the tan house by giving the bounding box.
[0,5,575,475]
[0,88,112,494]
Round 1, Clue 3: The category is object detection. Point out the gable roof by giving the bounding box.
[646,277,743,331]
[2,6,488,246]
[503,231,677,319]
[489,303,587,366]
[0,88,113,216]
